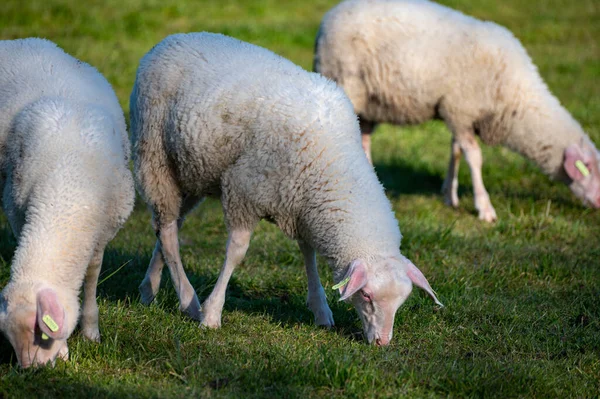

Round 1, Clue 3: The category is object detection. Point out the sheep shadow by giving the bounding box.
[374,156,589,216]
[221,277,366,342]
[373,158,446,198]
[0,223,17,365]
[105,249,366,343]
[0,222,17,268]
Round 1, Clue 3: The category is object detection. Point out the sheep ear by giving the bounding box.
[404,260,443,307]
[564,144,589,181]
[36,288,66,340]
[338,259,368,301]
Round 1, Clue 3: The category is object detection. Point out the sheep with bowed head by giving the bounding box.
[130,32,442,346]
[314,0,600,222]
[0,38,134,367]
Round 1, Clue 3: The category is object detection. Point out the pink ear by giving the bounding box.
[36,288,67,340]
[404,259,443,307]
[564,144,588,181]
[338,260,369,301]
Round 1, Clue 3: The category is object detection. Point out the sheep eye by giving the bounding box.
[361,290,372,302]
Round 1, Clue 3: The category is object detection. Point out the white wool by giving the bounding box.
[132,33,443,345]
[131,32,402,275]
[314,0,596,182]
[0,38,134,359]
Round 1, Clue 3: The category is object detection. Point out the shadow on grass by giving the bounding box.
[1,223,598,397]
[0,370,186,398]
[498,183,584,210]
[373,158,446,198]
[94,211,600,347]
[373,146,586,212]
[0,223,17,269]
[98,250,367,344]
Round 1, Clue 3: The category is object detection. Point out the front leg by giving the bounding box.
[298,240,334,328]
[200,227,252,328]
[81,247,104,342]
[458,135,497,222]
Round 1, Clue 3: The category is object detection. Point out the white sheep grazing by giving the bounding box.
[0,38,135,367]
[131,32,442,345]
[314,0,600,222]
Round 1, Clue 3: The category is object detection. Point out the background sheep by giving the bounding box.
[0,38,135,367]
[314,0,600,222]
[130,32,442,346]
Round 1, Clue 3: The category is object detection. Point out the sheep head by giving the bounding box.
[336,255,442,345]
[564,142,600,208]
[0,285,69,368]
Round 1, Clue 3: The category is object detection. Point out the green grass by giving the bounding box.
[1,0,599,397]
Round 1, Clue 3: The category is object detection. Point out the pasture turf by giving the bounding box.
[1,0,599,397]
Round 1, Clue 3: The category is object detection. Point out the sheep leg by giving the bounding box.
[458,135,497,222]
[159,220,202,320]
[441,137,461,207]
[298,240,334,328]
[139,194,202,306]
[57,341,69,361]
[200,228,252,328]
[359,117,376,164]
[139,241,164,305]
[81,247,104,342]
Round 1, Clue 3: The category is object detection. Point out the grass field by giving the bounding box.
[1,0,599,397]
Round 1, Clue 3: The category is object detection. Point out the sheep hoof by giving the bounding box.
[83,328,101,343]
[315,311,335,329]
[478,207,498,223]
[443,195,459,208]
[139,280,157,306]
[58,342,69,361]
[441,185,459,208]
[307,295,335,328]
[199,313,222,329]
[181,296,202,321]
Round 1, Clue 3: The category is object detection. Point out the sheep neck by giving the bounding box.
[500,87,587,182]
[295,141,402,274]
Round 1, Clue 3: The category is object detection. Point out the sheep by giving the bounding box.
[0,38,135,367]
[130,32,442,346]
[313,0,600,222]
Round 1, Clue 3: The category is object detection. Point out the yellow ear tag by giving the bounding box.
[332,276,351,290]
[575,160,590,177]
[42,314,59,332]
[41,333,49,340]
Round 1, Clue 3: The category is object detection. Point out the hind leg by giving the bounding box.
[158,218,201,320]
[139,240,164,305]
[441,137,461,208]
[139,194,203,306]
